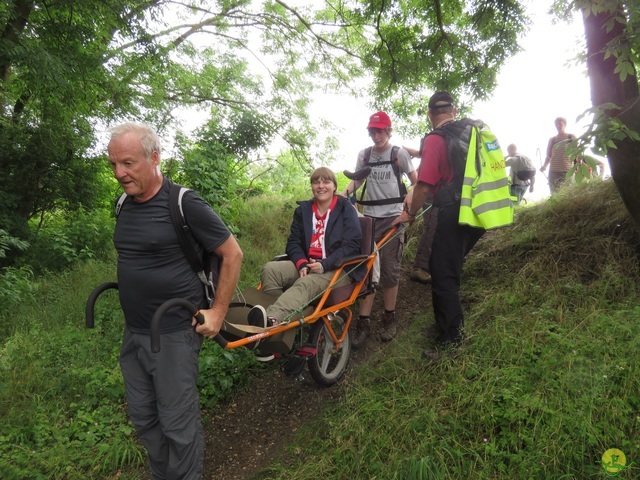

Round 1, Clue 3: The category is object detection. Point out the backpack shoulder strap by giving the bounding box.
[363,147,372,166]
[115,192,128,217]
[390,145,406,195]
[168,181,206,280]
[357,144,407,207]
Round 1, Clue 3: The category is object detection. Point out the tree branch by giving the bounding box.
[274,0,360,59]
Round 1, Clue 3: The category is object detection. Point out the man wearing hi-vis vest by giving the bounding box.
[394,91,509,359]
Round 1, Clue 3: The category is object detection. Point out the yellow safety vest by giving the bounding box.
[459,124,514,229]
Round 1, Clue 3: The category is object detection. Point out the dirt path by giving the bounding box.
[201,268,428,479]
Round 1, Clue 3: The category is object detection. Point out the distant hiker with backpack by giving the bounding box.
[540,117,577,195]
[394,92,512,359]
[505,143,536,205]
[108,123,243,479]
[341,111,418,347]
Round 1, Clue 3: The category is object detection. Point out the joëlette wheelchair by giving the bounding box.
[85,168,397,387]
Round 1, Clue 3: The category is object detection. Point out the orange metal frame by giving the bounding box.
[221,227,397,351]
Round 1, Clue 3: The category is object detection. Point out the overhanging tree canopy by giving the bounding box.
[0,0,528,241]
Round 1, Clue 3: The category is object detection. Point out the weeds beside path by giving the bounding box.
[201,268,430,480]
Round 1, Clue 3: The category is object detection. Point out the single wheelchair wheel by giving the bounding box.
[307,310,351,387]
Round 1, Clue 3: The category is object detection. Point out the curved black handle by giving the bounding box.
[343,166,372,181]
[150,298,228,353]
[85,282,119,328]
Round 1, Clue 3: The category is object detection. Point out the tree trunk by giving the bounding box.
[582,6,640,227]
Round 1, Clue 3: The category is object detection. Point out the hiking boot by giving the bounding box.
[410,268,431,284]
[351,316,371,349]
[380,311,397,342]
[248,305,267,329]
[248,305,278,328]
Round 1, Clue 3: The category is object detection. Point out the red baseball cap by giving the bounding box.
[367,111,392,129]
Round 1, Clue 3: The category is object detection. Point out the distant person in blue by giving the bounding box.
[109,123,243,479]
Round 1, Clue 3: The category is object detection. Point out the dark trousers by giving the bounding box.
[548,170,569,195]
[428,203,484,344]
[413,205,438,272]
[120,327,204,480]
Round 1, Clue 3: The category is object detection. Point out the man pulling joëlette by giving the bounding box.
[109,123,243,479]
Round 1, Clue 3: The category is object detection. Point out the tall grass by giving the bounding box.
[0,260,141,479]
[254,180,640,479]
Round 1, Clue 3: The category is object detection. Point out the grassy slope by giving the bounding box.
[254,179,640,479]
[1,180,639,479]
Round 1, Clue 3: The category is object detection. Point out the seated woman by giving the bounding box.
[248,167,363,327]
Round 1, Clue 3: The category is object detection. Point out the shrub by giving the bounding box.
[24,208,114,274]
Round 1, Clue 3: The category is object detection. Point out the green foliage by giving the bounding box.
[0,229,29,261]
[234,193,302,288]
[0,266,35,324]
[245,150,314,197]
[0,261,141,479]
[315,0,529,135]
[22,208,115,275]
[0,0,146,235]
[0,0,329,252]
[198,346,256,409]
[175,116,311,233]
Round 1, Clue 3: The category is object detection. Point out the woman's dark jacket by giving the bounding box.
[286,195,364,281]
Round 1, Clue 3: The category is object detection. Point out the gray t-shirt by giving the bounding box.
[355,145,415,218]
[114,178,231,334]
[506,155,532,186]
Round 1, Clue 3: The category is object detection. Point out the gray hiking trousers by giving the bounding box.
[119,326,204,480]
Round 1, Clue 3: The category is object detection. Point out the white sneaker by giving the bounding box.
[255,353,275,362]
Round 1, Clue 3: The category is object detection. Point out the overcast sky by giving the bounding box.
[321,1,594,202]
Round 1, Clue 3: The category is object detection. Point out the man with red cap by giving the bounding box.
[341,111,417,346]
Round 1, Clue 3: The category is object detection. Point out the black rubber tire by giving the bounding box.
[307,311,351,387]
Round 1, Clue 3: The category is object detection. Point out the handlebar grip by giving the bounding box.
[151,298,228,352]
[193,311,227,347]
[213,334,228,348]
[85,282,119,328]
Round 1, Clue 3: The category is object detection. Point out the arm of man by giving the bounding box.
[541,137,554,172]
[402,145,420,158]
[393,181,433,226]
[341,178,364,197]
[195,235,243,338]
[407,170,418,186]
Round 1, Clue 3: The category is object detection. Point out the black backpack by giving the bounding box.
[116,180,219,306]
[514,155,536,181]
[424,118,478,207]
[356,145,408,206]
